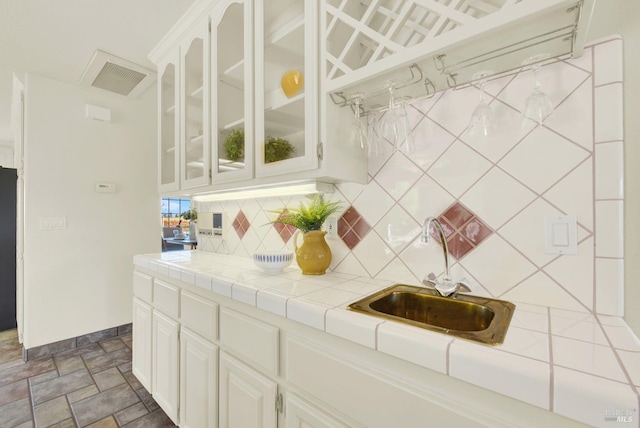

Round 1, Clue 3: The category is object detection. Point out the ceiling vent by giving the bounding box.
[80,50,155,98]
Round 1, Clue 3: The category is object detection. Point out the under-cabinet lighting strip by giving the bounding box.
[192,181,334,202]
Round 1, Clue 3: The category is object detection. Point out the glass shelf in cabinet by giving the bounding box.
[265,88,304,112]
[221,118,245,131]
[265,10,304,47]
[218,158,245,172]
[190,86,204,99]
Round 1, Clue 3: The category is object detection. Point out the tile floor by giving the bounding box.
[0,329,176,428]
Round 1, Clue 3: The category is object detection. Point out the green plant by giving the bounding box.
[269,193,341,234]
[264,136,295,163]
[180,209,198,221]
[224,129,244,161]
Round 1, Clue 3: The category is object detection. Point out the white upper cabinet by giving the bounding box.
[254,0,319,178]
[180,18,211,189]
[211,0,253,183]
[157,52,180,193]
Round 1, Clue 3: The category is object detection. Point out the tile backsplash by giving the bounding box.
[197,37,624,316]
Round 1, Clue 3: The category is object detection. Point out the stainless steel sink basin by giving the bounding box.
[348,284,515,345]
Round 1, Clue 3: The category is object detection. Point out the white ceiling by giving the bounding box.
[0,0,197,88]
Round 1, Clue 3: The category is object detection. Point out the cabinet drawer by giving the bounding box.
[133,271,153,303]
[220,308,279,376]
[181,291,218,342]
[154,280,179,319]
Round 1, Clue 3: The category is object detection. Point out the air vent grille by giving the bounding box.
[80,50,155,98]
[92,62,147,96]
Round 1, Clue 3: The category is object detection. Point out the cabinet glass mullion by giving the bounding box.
[159,58,180,192]
[181,20,211,189]
[213,0,252,182]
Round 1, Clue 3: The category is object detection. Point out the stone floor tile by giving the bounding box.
[0,358,55,387]
[135,386,159,412]
[120,334,133,350]
[122,370,142,391]
[122,409,177,428]
[55,355,86,376]
[14,420,34,428]
[84,347,132,374]
[114,402,149,426]
[0,337,24,364]
[118,361,132,373]
[71,383,140,426]
[0,379,29,407]
[0,397,32,427]
[0,328,19,342]
[28,369,59,386]
[86,415,119,428]
[54,343,104,360]
[93,367,126,391]
[31,368,93,405]
[34,395,72,427]
[99,338,126,353]
[0,330,175,427]
[0,357,27,372]
[48,418,76,428]
[67,384,100,404]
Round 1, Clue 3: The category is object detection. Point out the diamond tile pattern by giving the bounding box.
[232,210,250,239]
[433,203,492,260]
[197,39,625,316]
[338,206,372,249]
[274,211,297,243]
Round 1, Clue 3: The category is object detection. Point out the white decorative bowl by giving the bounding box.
[253,251,294,273]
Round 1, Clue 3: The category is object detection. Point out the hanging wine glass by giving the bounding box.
[396,98,415,153]
[522,54,553,127]
[468,71,495,139]
[351,94,367,150]
[378,83,401,149]
[367,111,384,157]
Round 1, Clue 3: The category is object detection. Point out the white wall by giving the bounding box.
[0,143,13,168]
[0,67,15,142]
[22,73,159,349]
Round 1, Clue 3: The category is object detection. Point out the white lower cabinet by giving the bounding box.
[134,268,575,428]
[180,327,218,428]
[285,394,350,428]
[219,352,278,428]
[152,310,180,424]
[132,298,153,392]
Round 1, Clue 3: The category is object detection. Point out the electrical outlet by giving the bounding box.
[325,215,338,237]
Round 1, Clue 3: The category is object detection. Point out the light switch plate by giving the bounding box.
[40,217,66,230]
[544,215,577,255]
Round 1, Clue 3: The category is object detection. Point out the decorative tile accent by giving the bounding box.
[338,206,371,249]
[232,210,250,239]
[273,211,297,243]
[433,202,492,260]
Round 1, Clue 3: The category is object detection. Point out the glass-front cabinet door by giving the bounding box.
[255,0,318,178]
[180,19,211,189]
[158,53,180,192]
[212,0,253,183]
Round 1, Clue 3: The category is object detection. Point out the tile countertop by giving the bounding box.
[134,251,640,427]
